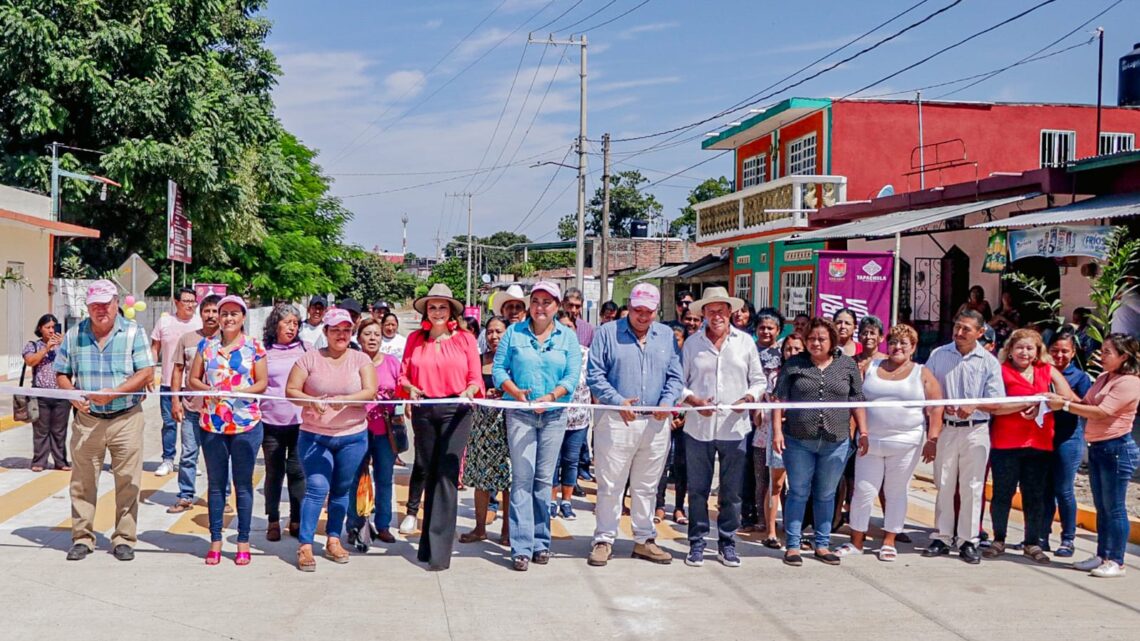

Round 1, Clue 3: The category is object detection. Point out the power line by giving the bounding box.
[533,0,584,32]
[337,146,567,198]
[512,145,575,233]
[551,0,617,33]
[644,151,731,189]
[328,145,568,177]
[575,0,654,33]
[461,42,533,194]
[473,44,552,195]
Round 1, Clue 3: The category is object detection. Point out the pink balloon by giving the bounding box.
[124,295,136,307]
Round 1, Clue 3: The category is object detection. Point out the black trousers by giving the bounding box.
[412,403,474,569]
[655,428,687,512]
[32,398,70,468]
[261,423,306,523]
[989,447,1051,545]
[406,437,428,515]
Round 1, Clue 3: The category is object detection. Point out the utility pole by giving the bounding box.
[446,192,474,306]
[401,213,409,256]
[599,133,612,305]
[1096,27,1105,148]
[531,33,587,291]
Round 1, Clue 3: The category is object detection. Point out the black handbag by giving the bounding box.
[387,414,410,454]
[13,359,39,423]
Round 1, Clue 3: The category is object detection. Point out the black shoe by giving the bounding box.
[959,542,981,564]
[112,544,135,561]
[66,544,90,561]
[572,485,586,497]
[512,555,530,571]
[532,550,551,565]
[922,540,950,557]
[895,531,912,544]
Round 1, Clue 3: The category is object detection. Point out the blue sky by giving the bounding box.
[265,0,1139,256]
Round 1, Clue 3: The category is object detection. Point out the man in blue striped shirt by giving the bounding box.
[55,280,154,563]
[586,283,683,567]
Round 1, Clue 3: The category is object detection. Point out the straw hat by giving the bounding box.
[493,284,527,316]
[689,286,744,315]
[414,283,464,316]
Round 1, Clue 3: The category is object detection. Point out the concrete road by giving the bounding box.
[0,397,1137,641]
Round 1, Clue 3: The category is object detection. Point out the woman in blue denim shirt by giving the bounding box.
[492,281,582,571]
[1043,332,1091,557]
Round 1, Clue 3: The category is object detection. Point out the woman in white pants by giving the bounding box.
[837,324,943,561]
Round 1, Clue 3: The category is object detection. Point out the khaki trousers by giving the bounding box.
[69,405,145,550]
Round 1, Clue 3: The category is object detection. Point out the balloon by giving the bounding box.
[124,307,136,320]
[134,301,147,312]
[124,295,136,307]
[160,311,169,318]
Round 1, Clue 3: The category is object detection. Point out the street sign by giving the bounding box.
[113,253,159,297]
[193,283,229,300]
[167,180,192,263]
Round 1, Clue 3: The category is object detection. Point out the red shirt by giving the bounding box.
[399,330,484,399]
[992,361,1053,451]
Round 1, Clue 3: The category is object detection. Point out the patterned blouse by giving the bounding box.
[198,334,266,434]
[565,346,592,431]
[774,352,864,442]
[22,340,59,389]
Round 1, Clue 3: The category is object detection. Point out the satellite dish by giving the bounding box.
[876,184,895,198]
[481,274,492,284]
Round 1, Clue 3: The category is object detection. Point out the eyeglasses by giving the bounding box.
[529,337,555,352]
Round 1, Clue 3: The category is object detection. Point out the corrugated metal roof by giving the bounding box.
[787,194,1036,241]
[973,192,1140,228]
[635,264,688,281]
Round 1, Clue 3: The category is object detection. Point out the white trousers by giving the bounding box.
[932,422,991,545]
[592,410,670,545]
[851,438,922,534]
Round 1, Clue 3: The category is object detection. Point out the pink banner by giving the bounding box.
[815,250,893,330]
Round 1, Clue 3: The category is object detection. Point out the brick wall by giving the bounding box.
[590,238,718,274]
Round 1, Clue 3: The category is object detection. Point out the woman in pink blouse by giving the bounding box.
[400,284,484,571]
[286,308,378,572]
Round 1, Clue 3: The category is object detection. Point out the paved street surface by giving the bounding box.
[0,397,1137,641]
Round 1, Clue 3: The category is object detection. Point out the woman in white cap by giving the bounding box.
[492,281,581,571]
[400,283,484,571]
[286,307,378,572]
[187,295,268,566]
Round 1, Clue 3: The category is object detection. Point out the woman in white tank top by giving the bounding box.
[837,324,944,561]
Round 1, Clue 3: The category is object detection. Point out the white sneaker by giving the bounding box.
[155,460,175,477]
[1073,555,1104,571]
[1090,560,1126,578]
[398,515,417,534]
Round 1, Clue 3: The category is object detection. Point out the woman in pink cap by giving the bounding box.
[187,295,267,566]
[286,307,378,572]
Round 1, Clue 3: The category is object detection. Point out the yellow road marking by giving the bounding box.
[54,468,173,531]
[0,471,71,525]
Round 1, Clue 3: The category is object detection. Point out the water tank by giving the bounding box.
[630,219,649,237]
[1121,42,1140,107]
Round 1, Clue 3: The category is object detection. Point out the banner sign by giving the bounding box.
[1008,225,1111,262]
[167,180,192,264]
[193,283,228,301]
[816,250,894,328]
[982,229,1008,273]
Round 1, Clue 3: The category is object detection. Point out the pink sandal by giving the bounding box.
[234,551,251,566]
[205,550,222,565]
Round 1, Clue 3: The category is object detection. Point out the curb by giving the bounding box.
[0,414,24,432]
[915,471,1140,545]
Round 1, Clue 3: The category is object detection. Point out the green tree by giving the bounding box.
[670,176,732,240]
[0,0,290,276]
[443,230,530,278]
[338,249,419,307]
[558,170,663,240]
[427,257,468,301]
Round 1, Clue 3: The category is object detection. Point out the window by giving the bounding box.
[734,273,752,304]
[741,153,767,188]
[1040,130,1076,168]
[786,133,817,176]
[1099,132,1135,155]
[780,269,814,319]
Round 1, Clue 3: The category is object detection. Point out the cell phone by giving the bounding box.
[54,322,63,335]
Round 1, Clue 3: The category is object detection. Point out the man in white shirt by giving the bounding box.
[298,295,327,347]
[150,287,202,476]
[680,287,765,568]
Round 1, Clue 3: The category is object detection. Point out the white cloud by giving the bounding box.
[383,70,427,102]
[424,18,443,29]
[594,76,681,92]
[619,21,679,39]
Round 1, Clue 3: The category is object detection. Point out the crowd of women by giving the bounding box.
[19,281,1139,577]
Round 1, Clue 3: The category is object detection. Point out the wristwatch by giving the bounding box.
[1062,400,1071,413]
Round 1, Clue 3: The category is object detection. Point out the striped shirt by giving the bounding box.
[55,316,154,413]
[924,341,1003,422]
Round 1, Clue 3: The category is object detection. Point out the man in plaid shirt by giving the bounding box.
[55,280,154,562]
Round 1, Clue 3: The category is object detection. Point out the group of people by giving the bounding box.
[20,277,1139,579]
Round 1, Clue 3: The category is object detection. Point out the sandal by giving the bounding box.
[982,541,1006,559]
[654,508,665,524]
[297,546,316,572]
[1023,544,1050,564]
[205,549,222,566]
[459,531,487,544]
[834,542,862,558]
[814,549,841,565]
[877,545,898,562]
[234,546,251,566]
[783,550,803,566]
[762,537,782,550]
[674,511,688,526]
[1055,541,1075,558]
[324,538,350,564]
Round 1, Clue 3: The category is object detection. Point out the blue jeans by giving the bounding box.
[347,432,398,533]
[159,386,178,461]
[176,410,201,501]
[1087,435,1140,565]
[506,409,567,558]
[556,428,588,488]
[200,423,263,543]
[1048,423,1085,544]
[783,435,851,550]
[298,430,369,545]
[685,434,747,547]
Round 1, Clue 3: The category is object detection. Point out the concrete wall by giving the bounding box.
[1,227,51,380]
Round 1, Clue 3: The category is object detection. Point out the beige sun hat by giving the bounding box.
[414,283,464,316]
[493,284,527,316]
[689,286,744,315]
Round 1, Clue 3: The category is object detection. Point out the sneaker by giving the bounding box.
[717,543,741,568]
[559,501,577,521]
[1055,541,1075,558]
[587,542,613,567]
[155,460,175,477]
[1090,560,1126,578]
[631,539,672,564]
[1073,555,1105,571]
[398,515,417,535]
[685,542,705,567]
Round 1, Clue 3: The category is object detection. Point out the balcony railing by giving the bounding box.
[694,174,847,244]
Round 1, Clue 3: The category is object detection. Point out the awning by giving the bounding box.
[635,264,688,281]
[786,194,1036,241]
[0,207,100,238]
[973,191,1140,228]
[679,254,728,278]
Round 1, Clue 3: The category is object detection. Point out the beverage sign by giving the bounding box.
[1008,225,1110,262]
[167,180,192,264]
[815,250,894,331]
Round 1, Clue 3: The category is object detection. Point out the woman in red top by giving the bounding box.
[984,328,1075,564]
[400,283,483,570]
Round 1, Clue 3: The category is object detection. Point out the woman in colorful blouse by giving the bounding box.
[553,311,591,522]
[260,303,308,541]
[400,283,484,571]
[22,313,70,472]
[286,307,378,572]
[187,295,268,565]
[346,318,402,550]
